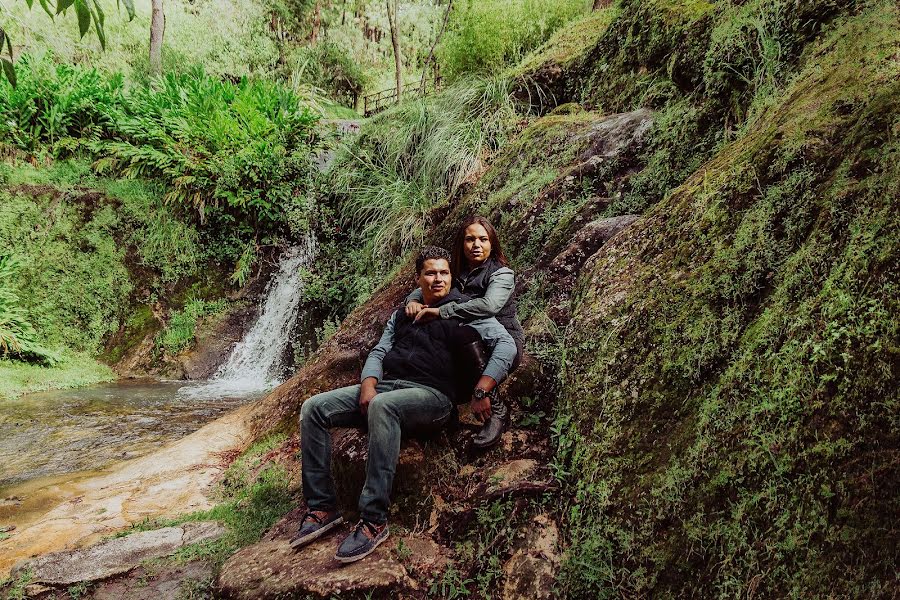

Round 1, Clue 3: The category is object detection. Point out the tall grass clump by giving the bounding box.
[330,76,520,267]
[438,0,588,80]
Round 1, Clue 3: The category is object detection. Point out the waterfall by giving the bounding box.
[178,236,316,399]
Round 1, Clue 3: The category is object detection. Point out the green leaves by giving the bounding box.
[0,27,15,87]
[56,0,75,15]
[0,255,57,365]
[1,0,136,86]
[117,0,135,21]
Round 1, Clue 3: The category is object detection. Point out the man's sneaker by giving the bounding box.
[289,510,343,550]
[334,519,389,563]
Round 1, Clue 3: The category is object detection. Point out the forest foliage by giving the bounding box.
[0,0,589,378]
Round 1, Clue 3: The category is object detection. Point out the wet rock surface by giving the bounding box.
[12,521,224,586]
[179,303,256,380]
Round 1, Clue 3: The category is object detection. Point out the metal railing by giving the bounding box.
[363,75,443,117]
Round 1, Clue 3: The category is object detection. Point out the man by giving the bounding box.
[290,246,516,563]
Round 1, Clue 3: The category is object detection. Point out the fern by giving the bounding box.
[0,256,57,365]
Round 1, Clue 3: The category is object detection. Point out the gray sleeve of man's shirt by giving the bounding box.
[438,268,515,320]
[360,311,397,383]
[468,316,517,383]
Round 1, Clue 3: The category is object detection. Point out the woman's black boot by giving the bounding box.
[451,325,510,449]
[472,390,508,449]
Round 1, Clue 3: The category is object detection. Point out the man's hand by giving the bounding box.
[405,301,425,318]
[359,377,378,415]
[470,395,492,422]
[413,307,440,324]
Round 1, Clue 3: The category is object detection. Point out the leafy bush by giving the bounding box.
[93,68,320,237]
[157,298,229,356]
[0,54,122,151]
[0,57,321,248]
[285,42,368,108]
[437,0,587,79]
[0,255,55,364]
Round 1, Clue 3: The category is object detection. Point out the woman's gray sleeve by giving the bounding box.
[405,288,424,304]
[439,268,514,320]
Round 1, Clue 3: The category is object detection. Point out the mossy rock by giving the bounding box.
[558,3,900,596]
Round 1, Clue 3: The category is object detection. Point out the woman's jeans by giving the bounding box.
[300,379,453,524]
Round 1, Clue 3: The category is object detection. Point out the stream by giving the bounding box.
[0,380,264,490]
[0,238,317,497]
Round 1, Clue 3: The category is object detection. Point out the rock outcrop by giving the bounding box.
[217,507,448,599]
[11,521,224,586]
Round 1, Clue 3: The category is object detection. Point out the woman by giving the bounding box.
[405,216,525,448]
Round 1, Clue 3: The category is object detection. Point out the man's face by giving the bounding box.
[417,258,452,305]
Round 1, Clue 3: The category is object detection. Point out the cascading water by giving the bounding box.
[179,235,317,399]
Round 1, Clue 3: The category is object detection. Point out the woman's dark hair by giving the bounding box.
[451,216,509,279]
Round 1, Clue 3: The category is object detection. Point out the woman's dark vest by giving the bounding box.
[456,258,525,343]
[382,289,469,401]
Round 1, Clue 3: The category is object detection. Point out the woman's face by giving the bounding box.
[463,223,492,267]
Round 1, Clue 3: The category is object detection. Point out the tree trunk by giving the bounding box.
[420,0,452,93]
[310,1,322,43]
[386,0,402,101]
[149,0,165,77]
[593,0,612,9]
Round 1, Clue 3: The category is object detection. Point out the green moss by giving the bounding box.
[558,3,899,596]
[510,6,619,77]
[99,305,158,365]
[0,185,133,354]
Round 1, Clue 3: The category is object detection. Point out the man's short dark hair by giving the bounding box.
[415,246,451,275]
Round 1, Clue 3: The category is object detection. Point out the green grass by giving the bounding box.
[0,352,115,400]
[0,568,32,600]
[331,74,522,269]
[157,298,229,357]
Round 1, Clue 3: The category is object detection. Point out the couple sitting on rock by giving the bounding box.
[290,216,525,564]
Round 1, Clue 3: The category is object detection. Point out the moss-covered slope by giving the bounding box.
[559,3,898,596]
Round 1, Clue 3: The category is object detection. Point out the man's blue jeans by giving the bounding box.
[300,379,453,524]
